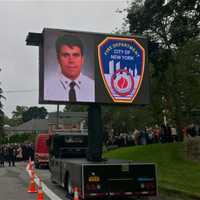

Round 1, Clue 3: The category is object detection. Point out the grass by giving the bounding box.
[103,142,200,198]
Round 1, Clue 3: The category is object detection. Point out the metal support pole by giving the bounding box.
[87,104,103,161]
[56,104,59,129]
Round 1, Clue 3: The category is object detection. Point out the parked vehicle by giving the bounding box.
[34,133,49,168]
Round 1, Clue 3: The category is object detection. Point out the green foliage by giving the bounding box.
[165,40,200,125]
[127,0,200,49]
[8,133,36,144]
[10,106,48,124]
[104,143,200,197]
[64,105,88,112]
[11,105,28,125]
[122,0,200,128]
[102,105,155,133]
[22,106,48,122]
[0,136,8,144]
[4,115,21,127]
[12,105,28,118]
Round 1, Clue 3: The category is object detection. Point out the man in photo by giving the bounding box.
[44,34,95,102]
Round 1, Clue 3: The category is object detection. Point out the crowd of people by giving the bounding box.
[1,124,199,166]
[105,123,200,147]
[0,143,34,167]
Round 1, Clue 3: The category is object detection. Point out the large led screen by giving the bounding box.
[39,28,149,105]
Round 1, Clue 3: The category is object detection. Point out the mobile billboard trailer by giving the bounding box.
[26,28,157,199]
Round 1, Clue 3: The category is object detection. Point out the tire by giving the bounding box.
[51,174,56,184]
[35,162,39,169]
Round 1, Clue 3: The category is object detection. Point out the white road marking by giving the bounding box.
[34,176,64,200]
[26,166,64,200]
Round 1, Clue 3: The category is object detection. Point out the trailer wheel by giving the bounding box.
[51,174,56,184]
[35,162,39,169]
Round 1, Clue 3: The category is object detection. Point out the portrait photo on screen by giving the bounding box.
[43,29,95,103]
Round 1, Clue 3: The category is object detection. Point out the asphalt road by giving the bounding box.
[0,162,45,200]
[0,161,75,200]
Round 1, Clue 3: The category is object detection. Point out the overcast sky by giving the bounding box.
[0,0,129,118]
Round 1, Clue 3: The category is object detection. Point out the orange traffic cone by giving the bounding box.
[27,170,37,193]
[37,178,44,200]
[73,187,79,200]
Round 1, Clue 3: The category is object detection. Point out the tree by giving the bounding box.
[22,106,48,122]
[63,105,88,112]
[0,69,6,139]
[11,105,28,125]
[126,0,200,128]
[128,0,200,49]
[166,39,200,126]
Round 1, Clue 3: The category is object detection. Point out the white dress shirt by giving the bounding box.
[44,70,95,102]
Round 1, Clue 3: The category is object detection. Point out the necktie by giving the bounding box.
[69,81,77,102]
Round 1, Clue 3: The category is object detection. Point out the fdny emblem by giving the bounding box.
[98,37,145,103]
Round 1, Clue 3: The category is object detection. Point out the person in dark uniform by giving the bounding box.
[0,147,5,167]
[7,145,16,167]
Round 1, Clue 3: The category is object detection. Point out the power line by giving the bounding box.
[4,89,38,94]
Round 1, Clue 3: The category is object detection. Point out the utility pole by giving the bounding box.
[56,104,59,129]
